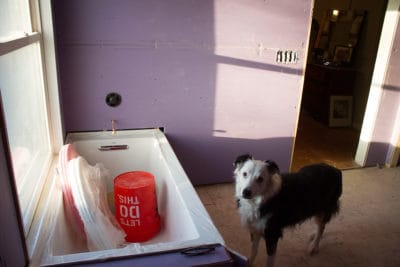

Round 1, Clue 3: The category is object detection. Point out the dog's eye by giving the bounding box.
[256,176,263,183]
[243,172,247,177]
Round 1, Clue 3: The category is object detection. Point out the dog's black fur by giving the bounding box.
[259,163,342,256]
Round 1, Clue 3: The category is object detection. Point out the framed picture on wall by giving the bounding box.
[329,95,353,127]
[333,45,353,63]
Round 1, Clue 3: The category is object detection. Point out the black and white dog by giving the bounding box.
[233,154,342,267]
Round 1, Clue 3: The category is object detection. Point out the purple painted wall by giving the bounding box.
[53,0,311,184]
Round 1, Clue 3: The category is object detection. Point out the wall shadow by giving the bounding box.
[170,136,293,185]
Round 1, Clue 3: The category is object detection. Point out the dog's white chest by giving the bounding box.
[238,198,269,234]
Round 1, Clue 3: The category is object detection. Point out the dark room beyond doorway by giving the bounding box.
[292,0,388,171]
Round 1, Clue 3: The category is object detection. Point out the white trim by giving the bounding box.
[0,32,41,56]
[38,0,64,153]
[29,0,41,32]
[355,0,400,166]
[27,157,62,267]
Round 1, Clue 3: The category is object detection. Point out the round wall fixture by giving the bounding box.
[105,92,122,107]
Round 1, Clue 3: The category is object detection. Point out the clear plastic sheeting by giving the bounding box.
[38,129,224,266]
[57,144,85,244]
[67,157,126,251]
[56,144,126,252]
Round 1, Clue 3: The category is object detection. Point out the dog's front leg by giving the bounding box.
[265,229,280,267]
[249,232,261,266]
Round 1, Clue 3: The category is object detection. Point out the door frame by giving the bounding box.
[355,0,400,166]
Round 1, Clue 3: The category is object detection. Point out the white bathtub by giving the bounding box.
[40,129,224,265]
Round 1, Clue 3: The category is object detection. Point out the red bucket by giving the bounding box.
[114,171,160,242]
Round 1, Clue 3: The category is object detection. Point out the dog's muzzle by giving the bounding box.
[242,188,252,199]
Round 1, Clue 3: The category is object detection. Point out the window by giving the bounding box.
[0,0,61,236]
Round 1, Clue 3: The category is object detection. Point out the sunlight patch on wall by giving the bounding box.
[213,63,291,140]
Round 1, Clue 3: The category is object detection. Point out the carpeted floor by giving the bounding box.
[196,166,400,267]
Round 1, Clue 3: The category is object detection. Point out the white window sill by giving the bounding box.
[26,154,62,267]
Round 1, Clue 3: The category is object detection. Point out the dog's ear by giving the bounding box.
[265,160,280,175]
[233,154,252,168]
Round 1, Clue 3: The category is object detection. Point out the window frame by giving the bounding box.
[0,0,62,242]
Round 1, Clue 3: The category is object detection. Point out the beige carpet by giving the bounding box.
[196,166,400,267]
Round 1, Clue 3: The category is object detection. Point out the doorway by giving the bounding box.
[292,0,388,171]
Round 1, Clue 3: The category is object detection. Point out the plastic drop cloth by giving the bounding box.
[58,144,126,251]
[58,144,85,244]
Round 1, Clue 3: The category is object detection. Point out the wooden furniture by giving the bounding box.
[302,63,356,125]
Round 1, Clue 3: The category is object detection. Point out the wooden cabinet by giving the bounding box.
[302,63,356,125]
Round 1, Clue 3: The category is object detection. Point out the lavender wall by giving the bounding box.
[53,0,311,184]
